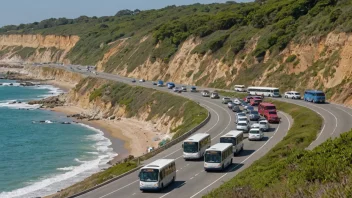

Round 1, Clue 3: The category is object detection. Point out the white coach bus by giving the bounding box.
[247,86,281,97]
[220,130,244,155]
[204,143,233,171]
[234,85,246,92]
[182,133,211,160]
[139,159,176,191]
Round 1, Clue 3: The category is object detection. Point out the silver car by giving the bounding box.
[249,111,260,121]
[236,116,248,124]
[248,128,264,141]
[233,98,241,105]
[236,112,246,120]
[222,97,232,104]
[202,90,210,97]
[236,121,249,132]
[259,120,270,132]
[227,102,235,109]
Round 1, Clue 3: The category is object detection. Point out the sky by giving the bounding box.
[0,0,252,27]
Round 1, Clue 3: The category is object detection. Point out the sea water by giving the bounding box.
[0,80,117,198]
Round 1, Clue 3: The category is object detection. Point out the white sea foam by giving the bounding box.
[0,123,118,198]
[0,101,41,110]
[0,83,21,86]
[33,84,64,98]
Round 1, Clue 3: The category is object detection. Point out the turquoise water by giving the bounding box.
[0,80,117,198]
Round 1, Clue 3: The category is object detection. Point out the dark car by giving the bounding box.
[191,86,197,92]
[210,92,220,99]
[152,82,157,85]
[232,105,241,112]
[132,79,136,83]
[249,110,260,121]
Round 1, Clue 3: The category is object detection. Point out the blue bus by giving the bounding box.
[304,90,326,103]
[167,82,175,89]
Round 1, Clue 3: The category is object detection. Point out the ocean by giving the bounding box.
[0,80,117,198]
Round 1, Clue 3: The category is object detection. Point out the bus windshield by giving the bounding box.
[140,169,159,182]
[183,142,199,153]
[220,137,236,145]
[205,151,221,163]
[273,89,280,94]
[316,93,325,96]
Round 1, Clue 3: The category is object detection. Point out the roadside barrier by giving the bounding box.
[68,110,211,197]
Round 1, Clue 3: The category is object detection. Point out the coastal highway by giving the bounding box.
[46,65,352,198]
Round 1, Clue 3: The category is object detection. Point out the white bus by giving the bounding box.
[182,133,211,160]
[139,159,176,191]
[220,130,244,155]
[204,143,233,171]
[247,86,280,97]
[234,85,246,92]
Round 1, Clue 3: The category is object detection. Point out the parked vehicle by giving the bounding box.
[249,110,260,121]
[264,110,280,123]
[236,121,249,132]
[139,159,176,191]
[227,102,235,109]
[182,133,211,160]
[250,98,262,106]
[247,86,281,97]
[210,92,220,99]
[284,91,301,99]
[204,143,233,171]
[248,128,264,141]
[201,90,210,97]
[234,85,246,92]
[258,103,277,116]
[157,80,164,87]
[258,120,270,132]
[233,98,241,105]
[222,97,232,104]
[304,90,326,103]
[232,105,241,112]
[167,82,175,89]
[181,86,187,92]
[190,86,197,92]
[220,131,244,155]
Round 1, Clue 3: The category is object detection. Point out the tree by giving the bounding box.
[115,9,134,17]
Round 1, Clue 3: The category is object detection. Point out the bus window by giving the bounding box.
[220,137,236,145]
[140,169,159,182]
[183,142,198,153]
[205,151,221,163]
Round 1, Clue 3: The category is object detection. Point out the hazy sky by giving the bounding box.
[0,0,252,27]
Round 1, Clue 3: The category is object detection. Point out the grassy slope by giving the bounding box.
[204,91,323,197]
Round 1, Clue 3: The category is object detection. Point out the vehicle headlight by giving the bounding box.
[154,183,159,187]
[204,163,207,167]
[217,164,221,167]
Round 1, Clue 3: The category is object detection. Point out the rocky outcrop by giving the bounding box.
[28,94,65,108]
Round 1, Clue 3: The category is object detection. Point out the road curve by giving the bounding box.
[47,65,351,198]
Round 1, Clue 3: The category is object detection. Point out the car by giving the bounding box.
[233,98,241,105]
[173,87,182,93]
[250,123,261,129]
[210,92,220,99]
[241,101,249,107]
[236,121,249,132]
[201,90,210,97]
[191,86,197,92]
[250,98,262,106]
[236,112,246,120]
[258,120,270,132]
[236,116,248,124]
[248,128,264,141]
[227,102,235,109]
[132,79,136,83]
[181,86,187,92]
[245,105,254,113]
[167,82,176,89]
[139,79,145,83]
[264,110,280,123]
[222,97,232,104]
[284,91,301,99]
[152,81,157,85]
[157,80,164,87]
[249,110,260,121]
[232,105,241,112]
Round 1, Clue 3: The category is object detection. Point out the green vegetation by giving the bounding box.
[82,77,207,138]
[285,54,297,63]
[53,160,138,198]
[205,91,323,198]
[10,47,36,59]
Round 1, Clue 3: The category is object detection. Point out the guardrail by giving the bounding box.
[68,110,211,198]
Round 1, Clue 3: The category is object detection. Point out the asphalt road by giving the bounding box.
[46,65,352,198]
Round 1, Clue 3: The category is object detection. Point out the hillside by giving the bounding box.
[0,0,351,105]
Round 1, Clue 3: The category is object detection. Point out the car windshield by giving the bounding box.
[294,93,300,95]
[183,142,198,153]
[224,97,230,100]
[238,123,247,126]
[238,113,246,117]
[250,130,260,134]
[205,151,221,163]
[250,111,259,115]
[239,117,247,120]
[139,169,159,182]
[220,137,236,145]
[259,122,267,125]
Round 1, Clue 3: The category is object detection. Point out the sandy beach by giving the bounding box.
[50,105,164,162]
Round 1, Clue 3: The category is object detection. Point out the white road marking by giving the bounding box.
[195,173,199,176]
[189,114,285,198]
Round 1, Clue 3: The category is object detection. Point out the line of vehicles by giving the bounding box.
[137,84,284,192]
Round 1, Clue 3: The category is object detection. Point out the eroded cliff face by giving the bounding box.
[0,34,79,63]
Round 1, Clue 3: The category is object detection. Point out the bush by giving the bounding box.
[285,54,297,63]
